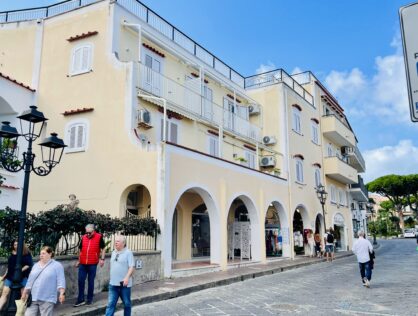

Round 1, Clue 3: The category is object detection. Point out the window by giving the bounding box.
[208,135,219,157]
[295,158,304,183]
[245,150,256,169]
[70,44,93,75]
[338,189,346,206]
[314,167,321,187]
[327,143,333,157]
[160,119,178,143]
[311,120,319,144]
[292,107,301,134]
[330,185,336,203]
[65,120,88,153]
[142,49,163,95]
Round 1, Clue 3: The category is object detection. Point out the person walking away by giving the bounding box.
[0,241,33,311]
[74,224,105,307]
[105,235,135,316]
[352,231,374,288]
[21,246,66,316]
[324,228,335,262]
[307,230,315,257]
[314,233,322,258]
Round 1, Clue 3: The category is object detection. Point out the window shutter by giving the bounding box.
[69,126,76,148]
[170,122,178,143]
[76,125,84,148]
[81,46,90,71]
[145,54,152,68]
[72,47,82,74]
[209,136,218,157]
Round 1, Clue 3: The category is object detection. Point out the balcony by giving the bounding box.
[349,175,368,202]
[324,156,357,184]
[244,69,314,105]
[348,146,366,173]
[137,63,260,142]
[321,115,356,147]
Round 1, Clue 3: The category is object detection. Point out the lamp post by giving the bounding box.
[316,184,328,235]
[0,106,66,315]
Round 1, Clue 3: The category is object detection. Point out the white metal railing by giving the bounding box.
[138,63,260,142]
[245,69,314,105]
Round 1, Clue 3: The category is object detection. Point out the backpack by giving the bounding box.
[326,233,334,243]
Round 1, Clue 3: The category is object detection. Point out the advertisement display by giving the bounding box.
[400,2,418,122]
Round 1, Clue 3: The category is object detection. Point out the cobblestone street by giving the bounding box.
[122,239,418,315]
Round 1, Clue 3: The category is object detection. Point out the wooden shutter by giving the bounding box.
[69,126,76,148]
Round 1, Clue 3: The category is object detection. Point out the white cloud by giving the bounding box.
[256,61,276,74]
[363,139,418,183]
[324,35,410,123]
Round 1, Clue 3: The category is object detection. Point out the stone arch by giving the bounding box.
[119,184,152,218]
[226,193,262,262]
[264,200,291,258]
[165,185,220,275]
[292,204,310,255]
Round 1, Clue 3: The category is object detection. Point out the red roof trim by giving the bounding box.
[0,73,35,92]
[67,31,98,42]
[292,104,302,111]
[143,43,165,58]
[62,107,94,116]
[311,118,319,124]
[243,144,256,151]
[226,94,242,103]
[313,163,322,168]
[0,184,20,190]
[293,154,304,160]
[207,129,219,136]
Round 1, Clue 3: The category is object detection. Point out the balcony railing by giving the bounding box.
[350,175,368,202]
[244,69,314,105]
[138,63,260,142]
[350,146,366,173]
[324,155,357,184]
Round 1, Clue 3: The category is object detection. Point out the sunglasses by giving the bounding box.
[115,254,120,262]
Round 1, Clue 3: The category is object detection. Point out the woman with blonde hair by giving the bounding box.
[0,241,33,311]
[21,246,66,316]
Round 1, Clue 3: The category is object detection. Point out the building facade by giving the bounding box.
[0,0,366,276]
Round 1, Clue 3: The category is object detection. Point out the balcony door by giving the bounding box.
[142,50,163,96]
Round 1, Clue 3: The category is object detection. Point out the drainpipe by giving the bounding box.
[123,21,142,62]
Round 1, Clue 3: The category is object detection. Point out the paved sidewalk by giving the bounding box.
[56,251,354,316]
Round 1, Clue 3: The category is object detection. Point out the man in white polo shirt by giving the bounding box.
[105,235,135,316]
[352,230,374,288]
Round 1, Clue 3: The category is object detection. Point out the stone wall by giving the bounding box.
[0,250,161,298]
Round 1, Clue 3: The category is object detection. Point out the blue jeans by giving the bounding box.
[105,284,131,316]
[77,264,97,303]
[359,261,372,281]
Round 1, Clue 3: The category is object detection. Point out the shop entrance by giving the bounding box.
[192,204,210,258]
[293,209,305,255]
[227,199,251,262]
[265,206,281,257]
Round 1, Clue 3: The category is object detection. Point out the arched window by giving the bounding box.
[314,167,321,187]
[311,119,319,144]
[295,158,304,183]
[292,106,302,134]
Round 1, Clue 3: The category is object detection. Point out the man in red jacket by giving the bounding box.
[74,224,105,307]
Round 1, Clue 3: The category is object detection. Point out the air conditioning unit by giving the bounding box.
[262,136,277,145]
[137,109,152,128]
[341,146,354,156]
[248,103,261,115]
[260,156,276,167]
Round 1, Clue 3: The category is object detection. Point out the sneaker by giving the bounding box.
[364,279,370,288]
[73,301,86,307]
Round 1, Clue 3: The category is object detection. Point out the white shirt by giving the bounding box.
[352,237,373,263]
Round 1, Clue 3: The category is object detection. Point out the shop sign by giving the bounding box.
[334,213,345,226]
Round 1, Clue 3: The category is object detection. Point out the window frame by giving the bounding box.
[292,106,302,134]
[314,167,321,188]
[69,43,93,76]
[330,185,337,203]
[160,118,179,144]
[295,158,304,183]
[208,134,219,157]
[311,120,319,144]
[65,119,89,153]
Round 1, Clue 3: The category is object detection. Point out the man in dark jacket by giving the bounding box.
[74,224,105,307]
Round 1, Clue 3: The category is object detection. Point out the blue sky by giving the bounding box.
[1,0,418,181]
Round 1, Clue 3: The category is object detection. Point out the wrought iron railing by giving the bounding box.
[0,0,100,23]
[138,63,260,142]
[244,69,314,105]
[350,176,368,198]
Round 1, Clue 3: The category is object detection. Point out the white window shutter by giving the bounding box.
[76,125,84,148]
[69,126,76,148]
[170,122,178,144]
[81,46,90,71]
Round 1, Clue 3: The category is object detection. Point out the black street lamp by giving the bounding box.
[316,184,328,235]
[0,106,66,315]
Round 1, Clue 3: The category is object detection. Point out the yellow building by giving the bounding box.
[0,0,366,277]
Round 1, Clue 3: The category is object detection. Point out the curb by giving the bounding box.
[67,252,354,316]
